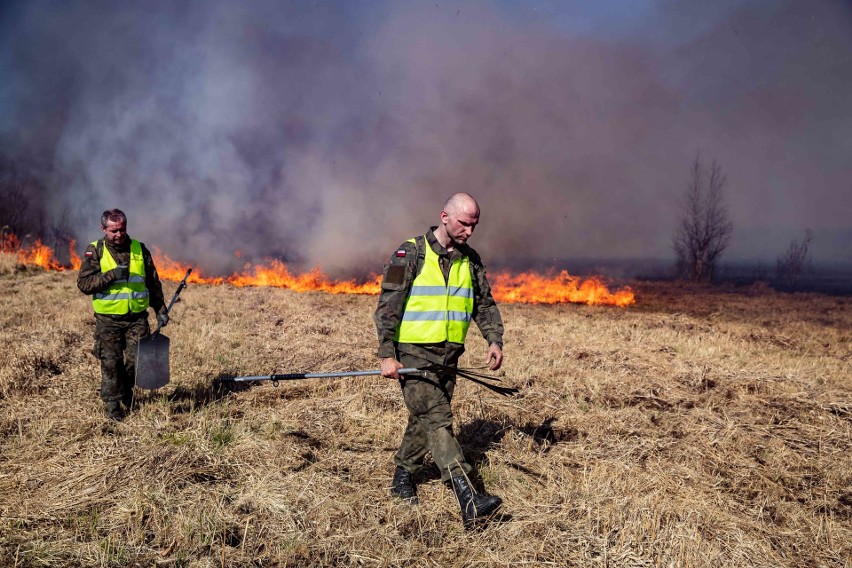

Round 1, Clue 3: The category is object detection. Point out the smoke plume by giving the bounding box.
[1,0,850,275]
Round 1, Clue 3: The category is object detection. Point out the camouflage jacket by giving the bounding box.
[77,237,166,317]
[374,227,504,365]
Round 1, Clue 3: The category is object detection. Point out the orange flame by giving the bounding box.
[491,270,635,307]
[21,240,65,270]
[1,232,20,253]
[1,233,82,272]
[2,233,634,306]
[69,240,82,270]
[153,250,225,285]
[152,250,382,294]
[229,260,382,294]
[152,251,634,306]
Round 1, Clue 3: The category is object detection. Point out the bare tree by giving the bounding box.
[776,228,814,287]
[672,153,734,283]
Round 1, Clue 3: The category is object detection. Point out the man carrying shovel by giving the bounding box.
[77,209,168,421]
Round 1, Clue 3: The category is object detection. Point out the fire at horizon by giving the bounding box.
[2,234,635,307]
[1,232,82,272]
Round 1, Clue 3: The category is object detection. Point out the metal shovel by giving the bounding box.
[135,268,191,389]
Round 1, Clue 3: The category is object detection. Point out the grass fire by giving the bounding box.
[1,239,849,566]
[2,0,851,564]
[3,235,636,306]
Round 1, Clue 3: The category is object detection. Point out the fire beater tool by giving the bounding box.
[223,362,519,397]
[135,268,192,389]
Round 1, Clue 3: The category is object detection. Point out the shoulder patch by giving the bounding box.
[385,265,406,285]
[85,251,93,257]
[395,249,406,258]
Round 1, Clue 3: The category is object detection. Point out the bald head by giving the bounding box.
[436,192,481,249]
[442,192,480,218]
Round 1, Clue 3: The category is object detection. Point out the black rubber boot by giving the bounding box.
[450,475,502,528]
[121,389,134,411]
[390,466,419,504]
[104,401,125,422]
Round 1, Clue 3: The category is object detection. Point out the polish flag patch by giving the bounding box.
[85,251,93,257]
[395,249,406,257]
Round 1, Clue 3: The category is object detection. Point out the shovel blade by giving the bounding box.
[136,333,170,389]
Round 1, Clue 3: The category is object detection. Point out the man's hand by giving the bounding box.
[485,343,503,371]
[381,357,404,380]
[112,263,129,281]
[156,312,169,328]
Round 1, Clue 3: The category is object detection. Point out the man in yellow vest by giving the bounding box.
[77,209,167,421]
[375,192,505,528]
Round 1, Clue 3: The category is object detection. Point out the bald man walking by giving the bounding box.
[374,193,505,528]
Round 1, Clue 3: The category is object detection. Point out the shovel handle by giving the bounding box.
[152,268,192,337]
[166,268,192,314]
[226,368,423,382]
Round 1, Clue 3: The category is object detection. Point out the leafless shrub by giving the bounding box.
[673,153,734,283]
[776,228,814,287]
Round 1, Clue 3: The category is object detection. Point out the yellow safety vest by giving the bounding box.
[395,236,474,344]
[91,239,150,315]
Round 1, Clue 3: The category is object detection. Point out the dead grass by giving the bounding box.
[0,268,850,567]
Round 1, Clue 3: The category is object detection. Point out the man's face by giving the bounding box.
[441,209,479,246]
[102,219,127,246]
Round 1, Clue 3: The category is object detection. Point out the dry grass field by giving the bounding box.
[1,262,850,567]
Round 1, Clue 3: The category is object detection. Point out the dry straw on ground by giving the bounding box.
[1,262,850,567]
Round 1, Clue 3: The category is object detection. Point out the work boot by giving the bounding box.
[390,466,419,504]
[121,389,134,412]
[121,387,136,413]
[104,401,125,422]
[450,475,502,528]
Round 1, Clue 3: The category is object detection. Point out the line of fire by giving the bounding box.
[1,232,635,307]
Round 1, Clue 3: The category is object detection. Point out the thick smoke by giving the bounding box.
[1,0,850,275]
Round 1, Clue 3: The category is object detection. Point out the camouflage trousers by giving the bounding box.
[92,313,149,409]
[394,352,472,482]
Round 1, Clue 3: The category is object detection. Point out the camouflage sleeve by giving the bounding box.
[141,243,166,314]
[76,242,116,295]
[470,254,504,347]
[373,241,418,359]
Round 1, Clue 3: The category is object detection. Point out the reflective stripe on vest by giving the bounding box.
[395,236,474,343]
[91,239,150,314]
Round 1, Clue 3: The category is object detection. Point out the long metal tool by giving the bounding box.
[135,268,192,390]
[227,368,423,382]
[224,362,519,396]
